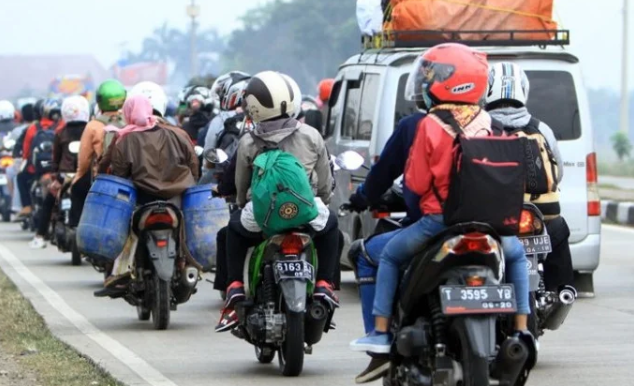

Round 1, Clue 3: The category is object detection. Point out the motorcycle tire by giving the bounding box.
[20,220,28,231]
[255,346,275,364]
[71,241,82,266]
[453,319,490,386]
[137,304,151,321]
[151,274,171,330]
[2,208,10,222]
[278,309,304,376]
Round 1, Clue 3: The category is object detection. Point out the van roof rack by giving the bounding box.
[362,29,570,50]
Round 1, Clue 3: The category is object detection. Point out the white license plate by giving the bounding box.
[61,198,72,210]
[274,260,314,282]
[520,235,552,254]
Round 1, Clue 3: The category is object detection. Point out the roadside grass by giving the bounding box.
[0,268,125,386]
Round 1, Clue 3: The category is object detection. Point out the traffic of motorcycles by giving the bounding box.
[0,45,578,386]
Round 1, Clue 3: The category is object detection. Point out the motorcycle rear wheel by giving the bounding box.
[278,309,304,376]
[255,346,275,364]
[71,240,82,266]
[454,321,490,386]
[151,274,171,330]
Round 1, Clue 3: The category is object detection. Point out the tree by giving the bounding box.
[611,131,632,162]
[124,23,225,85]
[221,0,359,95]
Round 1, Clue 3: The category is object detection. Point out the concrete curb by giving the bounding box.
[601,200,634,225]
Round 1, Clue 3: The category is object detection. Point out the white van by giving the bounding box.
[326,32,601,296]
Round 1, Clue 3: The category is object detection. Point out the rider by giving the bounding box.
[16,98,63,220]
[485,62,573,292]
[215,71,339,333]
[349,43,532,354]
[70,80,126,229]
[29,96,89,248]
[181,86,214,142]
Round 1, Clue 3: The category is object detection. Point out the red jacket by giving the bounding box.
[405,109,492,215]
[22,118,65,173]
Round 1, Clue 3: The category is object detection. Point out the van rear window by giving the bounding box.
[525,71,581,141]
[394,70,582,141]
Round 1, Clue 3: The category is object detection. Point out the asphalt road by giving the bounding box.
[0,222,632,386]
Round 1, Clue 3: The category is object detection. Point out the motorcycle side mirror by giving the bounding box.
[68,141,81,154]
[204,148,229,164]
[335,150,365,171]
[194,146,204,157]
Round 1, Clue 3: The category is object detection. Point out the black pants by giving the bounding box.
[17,171,34,207]
[37,192,56,237]
[69,173,91,228]
[226,210,340,285]
[543,216,575,291]
[214,226,229,291]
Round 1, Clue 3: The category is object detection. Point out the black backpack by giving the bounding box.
[432,110,527,236]
[216,113,244,160]
[30,122,58,174]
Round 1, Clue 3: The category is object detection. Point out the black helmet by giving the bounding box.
[33,99,45,121]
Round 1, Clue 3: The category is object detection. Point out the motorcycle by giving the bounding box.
[518,204,577,340]
[205,148,343,377]
[0,138,15,222]
[20,141,55,232]
[341,151,533,386]
[49,141,82,265]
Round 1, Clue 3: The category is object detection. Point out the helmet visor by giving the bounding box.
[405,56,455,102]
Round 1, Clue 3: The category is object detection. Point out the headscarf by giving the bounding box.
[116,95,158,143]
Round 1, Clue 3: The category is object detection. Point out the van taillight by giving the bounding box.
[586,152,600,216]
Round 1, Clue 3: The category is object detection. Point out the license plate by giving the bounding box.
[526,256,540,291]
[439,285,517,315]
[61,198,72,210]
[520,235,552,254]
[274,260,314,282]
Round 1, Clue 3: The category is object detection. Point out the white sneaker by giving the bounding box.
[29,237,47,249]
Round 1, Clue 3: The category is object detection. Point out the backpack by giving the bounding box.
[216,113,244,160]
[30,122,58,174]
[249,129,319,236]
[508,118,559,197]
[432,110,527,236]
[95,114,126,156]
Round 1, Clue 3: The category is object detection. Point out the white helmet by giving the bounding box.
[280,73,302,119]
[0,100,15,121]
[129,81,168,117]
[62,95,90,123]
[486,62,530,108]
[243,71,297,123]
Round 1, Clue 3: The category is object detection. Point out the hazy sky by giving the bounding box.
[0,0,629,90]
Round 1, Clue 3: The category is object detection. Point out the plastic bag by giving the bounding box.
[357,0,384,36]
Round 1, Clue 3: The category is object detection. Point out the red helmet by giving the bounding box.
[405,43,488,107]
[318,78,335,102]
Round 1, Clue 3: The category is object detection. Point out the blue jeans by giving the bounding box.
[372,215,530,319]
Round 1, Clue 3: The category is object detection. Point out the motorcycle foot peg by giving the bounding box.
[492,336,528,386]
[304,344,313,355]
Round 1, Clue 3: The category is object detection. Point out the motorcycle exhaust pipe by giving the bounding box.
[180,266,199,289]
[304,301,330,346]
[492,336,528,386]
[542,285,576,331]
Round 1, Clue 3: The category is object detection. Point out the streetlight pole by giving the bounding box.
[620,0,629,134]
[187,0,200,78]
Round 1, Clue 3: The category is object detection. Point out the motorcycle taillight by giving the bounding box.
[451,233,493,255]
[280,234,304,255]
[145,212,174,227]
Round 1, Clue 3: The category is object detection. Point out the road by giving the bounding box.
[0,223,632,386]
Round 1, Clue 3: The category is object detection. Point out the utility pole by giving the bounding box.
[187,0,200,78]
[621,0,629,134]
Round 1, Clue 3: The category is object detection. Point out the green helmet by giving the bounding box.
[96,80,126,112]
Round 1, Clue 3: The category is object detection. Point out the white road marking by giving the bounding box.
[602,223,634,235]
[0,244,178,386]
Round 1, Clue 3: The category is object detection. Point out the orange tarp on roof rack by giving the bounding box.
[386,0,557,41]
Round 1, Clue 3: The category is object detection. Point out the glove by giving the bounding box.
[348,189,369,213]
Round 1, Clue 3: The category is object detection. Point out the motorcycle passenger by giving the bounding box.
[29,96,89,248]
[15,98,63,220]
[70,80,126,229]
[485,62,574,292]
[181,86,214,142]
[349,43,532,354]
[7,103,36,210]
[215,71,339,333]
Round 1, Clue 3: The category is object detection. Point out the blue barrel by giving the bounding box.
[183,184,230,272]
[76,175,137,261]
